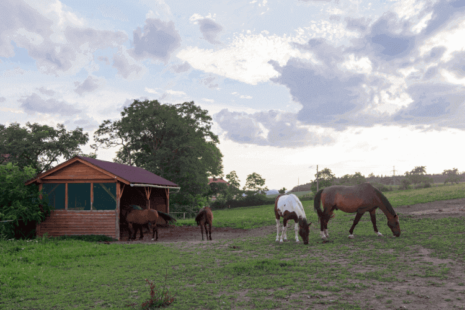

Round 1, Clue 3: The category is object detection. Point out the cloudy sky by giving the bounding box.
[1,0,465,190]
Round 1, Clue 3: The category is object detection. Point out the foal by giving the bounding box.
[275,194,312,244]
[195,206,213,241]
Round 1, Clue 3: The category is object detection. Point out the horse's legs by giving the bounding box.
[281,218,288,242]
[139,224,144,240]
[319,211,326,239]
[370,209,383,237]
[208,222,212,240]
[348,212,364,239]
[151,223,158,241]
[275,218,280,242]
[128,223,135,241]
[200,223,205,241]
[294,221,299,242]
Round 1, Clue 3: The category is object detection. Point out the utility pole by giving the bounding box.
[317,165,319,192]
[392,166,396,186]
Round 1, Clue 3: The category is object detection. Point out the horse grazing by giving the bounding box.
[314,183,401,240]
[195,207,213,241]
[275,194,312,244]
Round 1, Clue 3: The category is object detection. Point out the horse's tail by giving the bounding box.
[157,211,177,223]
[314,189,324,221]
[195,208,206,225]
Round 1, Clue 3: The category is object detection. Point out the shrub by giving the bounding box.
[370,183,392,192]
[399,179,411,190]
[0,163,52,239]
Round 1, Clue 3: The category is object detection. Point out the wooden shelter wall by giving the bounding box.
[36,210,116,239]
[45,161,112,181]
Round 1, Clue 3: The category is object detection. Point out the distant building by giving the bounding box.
[208,177,229,185]
[208,177,229,201]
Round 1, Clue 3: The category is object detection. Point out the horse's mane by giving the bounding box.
[373,187,396,216]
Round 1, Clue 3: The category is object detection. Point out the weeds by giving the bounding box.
[127,271,176,309]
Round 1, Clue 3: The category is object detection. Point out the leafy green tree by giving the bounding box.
[0,122,91,174]
[443,168,463,185]
[225,171,241,200]
[310,168,335,193]
[0,163,52,239]
[208,179,229,200]
[91,99,223,206]
[278,187,287,194]
[243,172,269,195]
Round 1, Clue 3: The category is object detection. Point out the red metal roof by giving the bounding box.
[77,156,178,187]
[208,178,228,185]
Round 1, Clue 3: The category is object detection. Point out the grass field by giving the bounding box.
[1,183,465,309]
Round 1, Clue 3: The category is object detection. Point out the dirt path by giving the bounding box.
[395,197,465,219]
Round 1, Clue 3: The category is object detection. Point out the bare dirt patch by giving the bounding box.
[395,198,465,219]
[116,225,273,244]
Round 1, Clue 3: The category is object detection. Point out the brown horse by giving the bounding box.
[195,207,213,241]
[275,194,312,244]
[314,183,401,240]
[123,208,159,241]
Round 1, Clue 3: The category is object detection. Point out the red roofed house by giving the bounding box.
[25,156,179,240]
[208,177,229,201]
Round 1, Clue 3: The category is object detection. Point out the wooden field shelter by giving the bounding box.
[25,156,179,240]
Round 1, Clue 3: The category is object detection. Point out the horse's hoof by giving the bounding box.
[295,240,299,243]
[377,232,383,237]
[279,239,283,243]
[348,234,355,239]
[151,238,154,241]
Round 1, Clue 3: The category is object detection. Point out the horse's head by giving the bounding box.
[298,218,312,244]
[387,214,401,237]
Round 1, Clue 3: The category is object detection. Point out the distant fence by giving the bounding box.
[170,212,197,220]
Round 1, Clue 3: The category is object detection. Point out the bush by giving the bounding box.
[399,179,411,190]
[0,163,52,239]
[370,183,392,192]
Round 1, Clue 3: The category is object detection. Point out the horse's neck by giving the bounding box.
[378,205,395,219]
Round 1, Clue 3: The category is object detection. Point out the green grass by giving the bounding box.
[1,182,465,309]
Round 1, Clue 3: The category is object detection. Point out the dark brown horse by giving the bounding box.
[122,208,159,241]
[314,183,401,240]
[195,207,213,241]
[121,205,177,241]
[275,194,312,244]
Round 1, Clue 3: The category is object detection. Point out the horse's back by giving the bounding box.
[277,194,306,219]
[126,209,158,224]
[322,183,381,212]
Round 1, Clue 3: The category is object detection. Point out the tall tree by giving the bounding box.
[243,172,269,195]
[0,122,90,174]
[310,167,335,193]
[225,170,241,199]
[92,99,223,205]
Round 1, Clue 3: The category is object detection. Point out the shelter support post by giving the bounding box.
[144,187,152,209]
[165,188,170,213]
[116,183,125,241]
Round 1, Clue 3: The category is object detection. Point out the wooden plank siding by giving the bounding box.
[36,210,117,239]
[45,161,114,181]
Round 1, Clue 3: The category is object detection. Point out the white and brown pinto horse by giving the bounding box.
[314,183,401,240]
[274,194,312,244]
